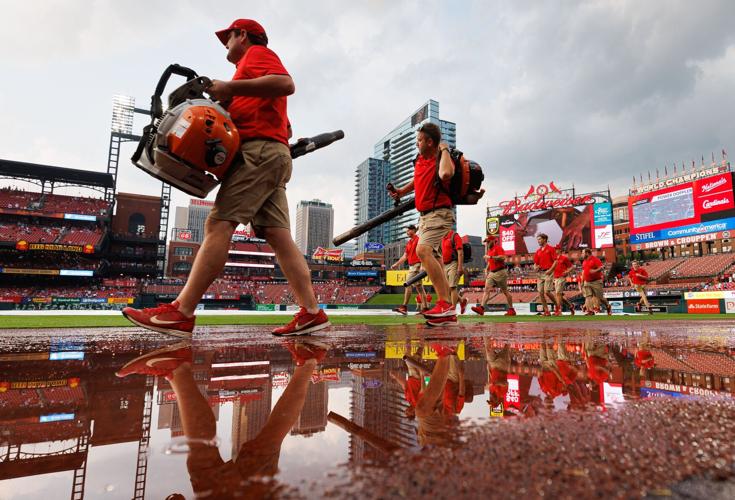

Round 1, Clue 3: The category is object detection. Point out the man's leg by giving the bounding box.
[503,289,514,308]
[176,218,236,316]
[418,284,428,308]
[418,244,450,303]
[403,285,412,306]
[262,227,318,312]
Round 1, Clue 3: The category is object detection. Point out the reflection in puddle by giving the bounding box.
[0,323,733,498]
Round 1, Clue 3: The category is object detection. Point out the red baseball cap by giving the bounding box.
[484,234,498,243]
[215,19,267,46]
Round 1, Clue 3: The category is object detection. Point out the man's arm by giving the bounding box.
[438,143,455,181]
[457,248,464,274]
[208,74,295,100]
[391,253,408,270]
[389,180,415,200]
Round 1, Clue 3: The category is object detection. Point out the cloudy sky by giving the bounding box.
[1,0,734,240]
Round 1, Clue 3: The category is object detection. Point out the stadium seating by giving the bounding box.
[0,188,110,216]
[636,258,686,280]
[57,226,104,246]
[670,254,735,279]
[0,222,61,243]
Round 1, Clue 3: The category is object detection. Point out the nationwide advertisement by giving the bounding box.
[487,184,613,254]
[629,172,735,244]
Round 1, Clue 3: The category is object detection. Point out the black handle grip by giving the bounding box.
[290,130,345,159]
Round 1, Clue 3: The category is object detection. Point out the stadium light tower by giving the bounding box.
[108,94,172,277]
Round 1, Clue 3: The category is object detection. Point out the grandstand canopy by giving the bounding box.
[0,159,114,189]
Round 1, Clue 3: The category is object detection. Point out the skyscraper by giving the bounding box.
[187,199,214,243]
[295,199,334,256]
[353,100,456,246]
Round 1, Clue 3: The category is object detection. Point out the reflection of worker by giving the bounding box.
[118,339,324,498]
[533,233,556,316]
[538,340,566,402]
[415,343,461,446]
[390,341,427,419]
[391,225,428,315]
[472,235,516,316]
[634,330,655,377]
[122,19,330,338]
[484,339,511,410]
[583,334,611,385]
[628,261,653,314]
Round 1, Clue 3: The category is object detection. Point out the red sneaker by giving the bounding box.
[542,310,551,317]
[417,307,431,316]
[471,305,485,316]
[116,342,192,378]
[505,308,517,316]
[426,315,459,327]
[594,307,601,313]
[585,311,595,316]
[282,340,328,366]
[460,297,468,314]
[553,310,562,316]
[122,301,195,338]
[430,342,457,357]
[607,304,612,316]
[423,300,456,319]
[393,305,408,315]
[272,307,331,336]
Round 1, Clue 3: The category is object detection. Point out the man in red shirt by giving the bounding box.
[552,250,576,316]
[389,123,457,326]
[441,230,467,313]
[628,261,652,314]
[581,248,611,315]
[533,233,556,316]
[484,340,511,412]
[122,19,329,338]
[472,235,515,315]
[390,224,428,315]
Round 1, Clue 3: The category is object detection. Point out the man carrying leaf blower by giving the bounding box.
[388,123,460,326]
[122,19,330,338]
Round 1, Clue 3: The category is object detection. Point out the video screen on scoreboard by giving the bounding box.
[493,202,613,255]
[629,173,735,245]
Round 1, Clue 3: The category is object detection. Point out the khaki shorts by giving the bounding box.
[554,277,566,294]
[210,140,292,235]
[485,268,508,290]
[583,280,604,300]
[418,208,455,255]
[635,285,646,295]
[537,271,553,294]
[444,260,461,288]
[407,262,423,283]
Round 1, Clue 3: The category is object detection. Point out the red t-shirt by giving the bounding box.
[443,380,465,415]
[486,244,506,272]
[405,235,420,265]
[534,244,556,270]
[441,231,463,264]
[228,46,290,145]
[586,356,609,384]
[553,254,572,278]
[414,154,452,213]
[556,360,578,385]
[539,370,566,398]
[582,256,603,282]
[405,376,422,407]
[489,368,508,401]
[629,268,649,285]
[634,349,655,369]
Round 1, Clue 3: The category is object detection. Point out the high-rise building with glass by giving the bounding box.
[295,199,334,256]
[353,100,456,246]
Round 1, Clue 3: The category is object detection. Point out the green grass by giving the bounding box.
[366,294,407,305]
[0,313,729,329]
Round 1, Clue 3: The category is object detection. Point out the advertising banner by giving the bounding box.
[684,291,735,300]
[256,304,276,311]
[629,172,735,244]
[686,299,720,314]
[726,298,735,314]
[386,270,464,286]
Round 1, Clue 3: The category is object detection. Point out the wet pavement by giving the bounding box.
[0,321,734,499]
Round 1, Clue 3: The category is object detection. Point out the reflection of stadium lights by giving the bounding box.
[111,94,135,134]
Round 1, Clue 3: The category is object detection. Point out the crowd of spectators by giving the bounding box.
[0,251,100,270]
[0,187,110,216]
[0,221,104,246]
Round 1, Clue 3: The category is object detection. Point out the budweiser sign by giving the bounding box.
[498,194,594,215]
[700,177,727,193]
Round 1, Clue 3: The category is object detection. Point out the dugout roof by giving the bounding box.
[0,158,114,189]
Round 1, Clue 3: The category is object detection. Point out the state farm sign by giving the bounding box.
[686,299,720,314]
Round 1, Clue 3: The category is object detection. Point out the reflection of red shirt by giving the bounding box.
[441,231,463,264]
[405,235,420,265]
[586,356,609,384]
[229,46,290,145]
[486,244,506,271]
[489,368,508,400]
[443,380,465,415]
[414,154,452,212]
[582,256,603,282]
[556,360,578,384]
[554,254,572,278]
[405,376,422,407]
[539,371,565,398]
[534,244,556,270]
[629,268,649,285]
[634,349,655,369]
